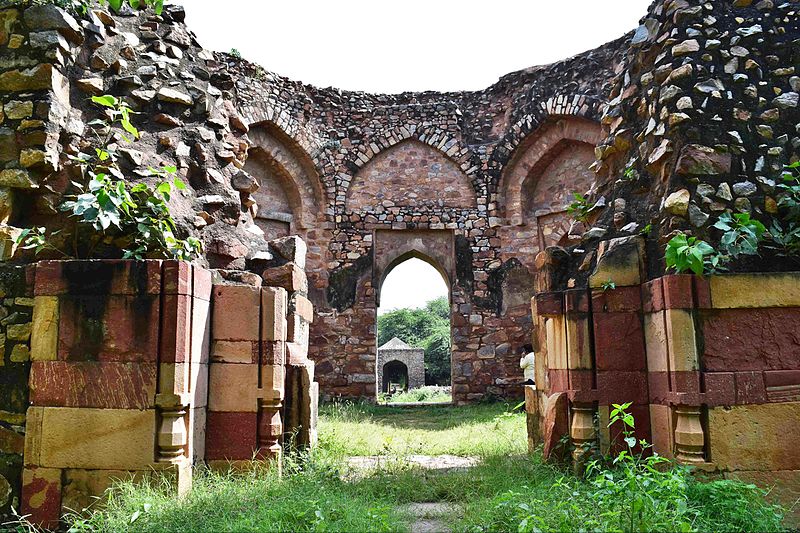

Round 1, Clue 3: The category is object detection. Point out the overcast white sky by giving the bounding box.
[186,0,650,94]
[184,0,650,310]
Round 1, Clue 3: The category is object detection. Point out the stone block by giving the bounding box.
[158,362,192,396]
[589,236,643,289]
[649,404,674,459]
[269,236,307,270]
[642,278,664,313]
[535,292,563,316]
[159,293,192,363]
[704,372,736,406]
[701,308,800,371]
[735,371,766,404]
[260,363,284,393]
[591,286,641,313]
[565,315,591,370]
[207,363,258,412]
[162,260,192,296]
[57,295,160,362]
[262,340,285,366]
[545,315,567,370]
[647,371,669,403]
[190,296,211,365]
[261,286,287,342]
[204,411,258,461]
[644,312,668,372]
[597,371,649,405]
[662,275,694,309]
[30,361,157,409]
[708,403,800,471]
[212,285,260,341]
[664,309,698,371]
[709,273,800,309]
[286,341,308,365]
[593,312,646,371]
[541,392,569,461]
[211,340,256,364]
[262,262,307,293]
[292,294,314,323]
[26,407,155,470]
[34,260,162,296]
[21,466,61,529]
[61,469,138,515]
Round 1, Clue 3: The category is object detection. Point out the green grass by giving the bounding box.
[64,463,407,533]
[60,401,787,533]
[380,385,452,404]
[318,400,526,457]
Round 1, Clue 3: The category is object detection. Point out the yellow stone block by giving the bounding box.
[261,286,287,342]
[589,236,644,288]
[211,340,253,364]
[30,407,156,470]
[710,273,800,308]
[708,403,800,471]
[644,312,669,372]
[208,363,258,412]
[545,316,568,370]
[664,309,698,371]
[30,296,58,361]
[649,404,674,459]
[565,315,592,370]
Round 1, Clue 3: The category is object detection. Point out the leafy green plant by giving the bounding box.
[776,161,800,221]
[586,403,692,532]
[664,234,716,275]
[566,193,594,223]
[601,279,616,291]
[766,162,800,259]
[229,48,242,58]
[714,212,766,261]
[17,95,201,261]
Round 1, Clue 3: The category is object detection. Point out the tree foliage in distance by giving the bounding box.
[378,297,451,385]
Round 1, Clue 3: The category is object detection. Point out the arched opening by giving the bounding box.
[382,360,409,393]
[376,256,451,403]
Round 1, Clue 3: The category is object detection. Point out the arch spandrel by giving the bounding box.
[346,139,477,213]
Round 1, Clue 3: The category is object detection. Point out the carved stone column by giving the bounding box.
[257,392,283,460]
[156,394,189,463]
[570,403,596,473]
[674,405,705,463]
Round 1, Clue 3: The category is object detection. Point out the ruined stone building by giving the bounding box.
[0,0,799,526]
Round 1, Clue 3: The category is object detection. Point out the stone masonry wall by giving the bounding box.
[5,0,800,404]
[0,265,33,518]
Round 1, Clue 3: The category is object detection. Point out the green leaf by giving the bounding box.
[91,95,118,108]
[108,0,123,11]
[173,177,186,190]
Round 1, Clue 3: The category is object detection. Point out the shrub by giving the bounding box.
[18,95,201,261]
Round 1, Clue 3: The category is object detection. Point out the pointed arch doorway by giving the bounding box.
[373,230,456,401]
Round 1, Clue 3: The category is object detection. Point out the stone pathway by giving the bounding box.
[401,502,461,533]
[346,454,478,474]
[344,455,470,531]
